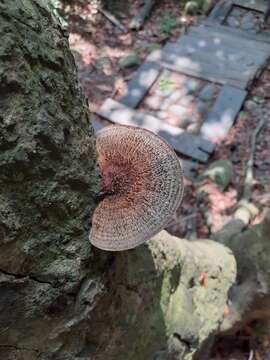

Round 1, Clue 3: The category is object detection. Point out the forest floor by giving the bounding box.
[58,0,270,358]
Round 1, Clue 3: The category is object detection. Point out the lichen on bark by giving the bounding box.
[85,232,236,360]
[0,0,99,279]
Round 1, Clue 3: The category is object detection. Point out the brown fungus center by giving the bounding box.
[90,125,184,252]
[99,162,134,196]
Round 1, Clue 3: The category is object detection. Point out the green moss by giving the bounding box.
[202,159,233,191]
[166,285,200,343]
[160,271,173,313]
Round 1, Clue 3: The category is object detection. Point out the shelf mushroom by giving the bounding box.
[90,125,184,251]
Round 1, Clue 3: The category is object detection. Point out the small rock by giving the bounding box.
[244,100,258,112]
[202,159,233,190]
[238,199,259,217]
[184,0,200,15]
[119,52,141,68]
[199,83,216,101]
[251,96,265,104]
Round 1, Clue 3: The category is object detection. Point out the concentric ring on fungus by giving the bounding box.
[90,125,184,251]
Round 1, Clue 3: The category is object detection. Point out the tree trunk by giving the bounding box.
[0,0,101,358]
[1,1,268,360]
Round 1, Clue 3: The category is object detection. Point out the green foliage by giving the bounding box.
[160,12,176,34]
[159,78,175,92]
[119,52,141,68]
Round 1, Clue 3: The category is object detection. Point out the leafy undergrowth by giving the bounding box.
[59,0,270,358]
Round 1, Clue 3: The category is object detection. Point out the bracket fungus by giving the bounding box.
[90,125,184,251]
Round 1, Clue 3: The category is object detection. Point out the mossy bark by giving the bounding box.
[0,1,101,358]
[86,232,236,360]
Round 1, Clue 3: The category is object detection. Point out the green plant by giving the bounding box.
[159,78,175,92]
[160,12,176,34]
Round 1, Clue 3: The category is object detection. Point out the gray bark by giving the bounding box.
[0,1,101,358]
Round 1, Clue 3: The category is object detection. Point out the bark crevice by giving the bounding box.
[0,268,54,287]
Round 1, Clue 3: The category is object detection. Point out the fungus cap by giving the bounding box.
[90,125,184,251]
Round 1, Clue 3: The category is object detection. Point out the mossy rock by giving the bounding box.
[184,1,200,15]
[202,159,233,191]
[119,52,141,69]
[184,0,214,15]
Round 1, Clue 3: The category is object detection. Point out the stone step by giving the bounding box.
[201,84,247,141]
[96,98,215,162]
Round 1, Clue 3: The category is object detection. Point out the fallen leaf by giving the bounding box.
[199,271,207,286]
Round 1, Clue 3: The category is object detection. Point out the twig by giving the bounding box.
[248,349,254,360]
[129,0,155,30]
[231,115,266,227]
[98,8,128,33]
[243,116,266,201]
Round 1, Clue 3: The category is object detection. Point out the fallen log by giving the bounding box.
[129,0,156,30]
[99,7,128,33]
